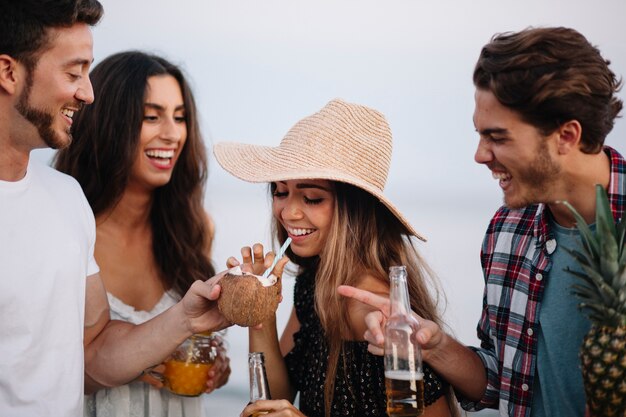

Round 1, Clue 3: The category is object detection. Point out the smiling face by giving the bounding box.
[129,75,187,191]
[14,24,94,150]
[272,179,336,258]
[473,89,562,209]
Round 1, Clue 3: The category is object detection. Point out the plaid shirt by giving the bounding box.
[459,147,626,417]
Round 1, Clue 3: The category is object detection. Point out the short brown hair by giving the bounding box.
[474,27,623,153]
[0,0,103,69]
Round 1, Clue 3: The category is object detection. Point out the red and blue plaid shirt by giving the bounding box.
[459,147,626,417]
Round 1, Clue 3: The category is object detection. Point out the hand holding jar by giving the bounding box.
[162,331,230,396]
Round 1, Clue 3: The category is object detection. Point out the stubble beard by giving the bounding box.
[504,141,561,209]
[14,69,72,150]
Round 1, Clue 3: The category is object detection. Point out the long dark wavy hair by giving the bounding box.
[55,51,215,297]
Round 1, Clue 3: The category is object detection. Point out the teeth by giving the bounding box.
[288,227,314,236]
[145,149,175,159]
[492,171,511,181]
[61,109,74,118]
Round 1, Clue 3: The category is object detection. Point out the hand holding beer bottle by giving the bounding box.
[240,399,307,417]
[384,266,424,417]
[247,352,271,417]
[241,353,307,417]
[336,284,445,358]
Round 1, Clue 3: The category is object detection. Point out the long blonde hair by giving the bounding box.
[274,182,457,416]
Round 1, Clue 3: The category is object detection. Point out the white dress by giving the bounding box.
[84,291,205,417]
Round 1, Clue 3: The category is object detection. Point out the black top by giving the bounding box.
[284,267,447,417]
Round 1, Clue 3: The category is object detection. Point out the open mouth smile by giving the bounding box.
[492,170,512,189]
[145,149,176,168]
[61,108,76,125]
[287,227,316,237]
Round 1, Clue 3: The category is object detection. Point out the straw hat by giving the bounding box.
[213,98,425,241]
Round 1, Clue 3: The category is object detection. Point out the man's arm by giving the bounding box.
[419,330,488,401]
[336,285,488,401]
[83,272,229,394]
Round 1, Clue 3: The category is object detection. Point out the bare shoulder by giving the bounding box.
[204,211,215,239]
[342,272,389,340]
[354,272,389,296]
[204,211,215,255]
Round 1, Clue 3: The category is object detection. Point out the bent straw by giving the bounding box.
[262,237,292,278]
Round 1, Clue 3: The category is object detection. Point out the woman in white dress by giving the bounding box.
[55,51,230,417]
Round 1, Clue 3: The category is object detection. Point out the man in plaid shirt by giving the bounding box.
[339,27,623,417]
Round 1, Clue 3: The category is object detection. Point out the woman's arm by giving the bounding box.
[249,307,299,402]
[204,212,215,258]
[229,243,296,401]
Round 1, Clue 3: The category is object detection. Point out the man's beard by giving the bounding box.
[14,70,72,150]
[504,140,561,209]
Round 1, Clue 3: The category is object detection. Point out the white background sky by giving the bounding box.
[37,0,626,411]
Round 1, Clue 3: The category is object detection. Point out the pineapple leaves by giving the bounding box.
[562,185,626,325]
[618,218,626,266]
[578,303,621,326]
[595,184,617,239]
[595,185,620,277]
[560,199,600,261]
[567,267,617,305]
[616,267,626,296]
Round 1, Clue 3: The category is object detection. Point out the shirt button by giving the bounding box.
[536,273,543,281]
[546,239,557,254]
[527,328,534,336]
[522,383,529,391]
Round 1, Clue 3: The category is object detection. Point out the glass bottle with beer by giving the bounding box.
[384,265,424,416]
[247,351,271,417]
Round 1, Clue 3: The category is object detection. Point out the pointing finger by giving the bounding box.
[337,285,391,316]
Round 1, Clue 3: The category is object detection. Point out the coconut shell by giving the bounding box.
[218,273,280,327]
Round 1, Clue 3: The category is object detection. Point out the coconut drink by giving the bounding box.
[218,265,281,327]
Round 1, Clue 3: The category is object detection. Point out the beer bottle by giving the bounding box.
[248,351,271,417]
[384,266,424,417]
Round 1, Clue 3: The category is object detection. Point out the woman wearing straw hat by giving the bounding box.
[215,99,457,417]
[55,51,231,417]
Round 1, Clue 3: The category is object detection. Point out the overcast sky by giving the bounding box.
[92,0,626,201]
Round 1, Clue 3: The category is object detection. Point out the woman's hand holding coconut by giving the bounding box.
[221,243,290,327]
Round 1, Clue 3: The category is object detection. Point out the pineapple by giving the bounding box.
[563,184,626,417]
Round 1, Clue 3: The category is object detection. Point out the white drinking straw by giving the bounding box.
[262,237,292,278]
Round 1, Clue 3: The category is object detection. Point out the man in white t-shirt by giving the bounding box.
[0,2,234,415]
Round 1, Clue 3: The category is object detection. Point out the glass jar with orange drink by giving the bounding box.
[163,332,217,396]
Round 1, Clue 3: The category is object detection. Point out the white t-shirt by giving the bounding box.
[0,158,99,416]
